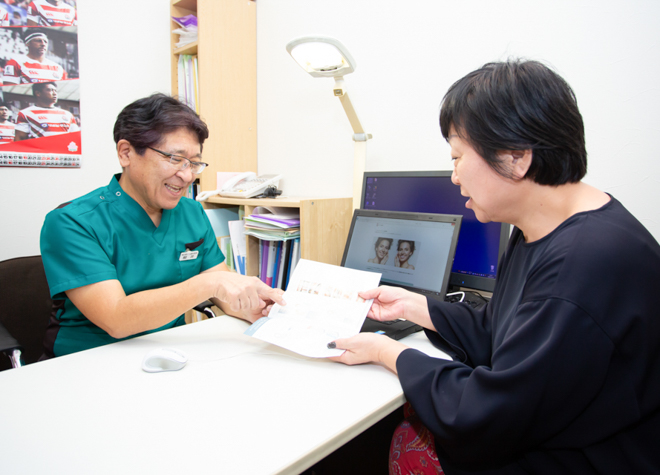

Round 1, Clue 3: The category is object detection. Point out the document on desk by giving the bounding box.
[244,259,381,358]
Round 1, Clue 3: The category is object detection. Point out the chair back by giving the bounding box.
[0,255,52,370]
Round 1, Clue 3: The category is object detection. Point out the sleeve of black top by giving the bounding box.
[396,298,613,468]
[423,296,493,367]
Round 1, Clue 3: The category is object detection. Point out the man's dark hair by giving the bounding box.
[439,59,587,185]
[33,81,56,96]
[113,93,209,154]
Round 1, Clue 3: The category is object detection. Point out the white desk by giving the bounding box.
[0,317,449,474]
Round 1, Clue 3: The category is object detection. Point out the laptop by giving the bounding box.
[341,209,462,339]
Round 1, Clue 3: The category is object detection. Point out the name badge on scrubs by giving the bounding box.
[179,250,199,261]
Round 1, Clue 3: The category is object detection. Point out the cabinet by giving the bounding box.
[205,196,353,270]
[170,0,257,191]
[170,1,352,273]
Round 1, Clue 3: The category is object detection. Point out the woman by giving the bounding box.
[328,60,660,473]
[368,237,392,265]
[394,240,415,269]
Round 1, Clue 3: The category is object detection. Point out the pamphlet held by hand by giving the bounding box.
[244,259,381,358]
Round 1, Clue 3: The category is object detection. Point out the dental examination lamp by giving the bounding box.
[286,36,371,210]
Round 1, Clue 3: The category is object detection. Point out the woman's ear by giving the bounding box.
[502,149,533,180]
[116,139,132,168]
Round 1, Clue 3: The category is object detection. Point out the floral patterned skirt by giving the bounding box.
[389,402,444,475]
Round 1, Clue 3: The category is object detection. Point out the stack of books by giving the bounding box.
[244,207,302,289]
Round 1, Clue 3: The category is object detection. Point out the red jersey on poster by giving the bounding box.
[0,8,9,27]
[0,122,15,143]
[27,0,77,27]
[15,106,79,139]
[2,55,68,85]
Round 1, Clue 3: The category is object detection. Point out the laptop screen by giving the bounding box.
[341,210,462,298]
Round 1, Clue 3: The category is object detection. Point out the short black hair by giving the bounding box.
[440,60,587,185]
[113,93,209,155]
[33,82,56,96]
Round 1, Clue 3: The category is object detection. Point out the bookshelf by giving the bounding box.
[170,0,257,191]
[205,196,353,271]
[169,1,353,278]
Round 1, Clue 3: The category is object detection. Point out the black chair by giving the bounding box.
[0,255,51,371]
[0,255,217,371]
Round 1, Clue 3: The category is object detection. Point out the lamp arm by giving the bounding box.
[334,77,368,136]
[332,77,371,210]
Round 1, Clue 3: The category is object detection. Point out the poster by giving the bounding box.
[0,0,80,168]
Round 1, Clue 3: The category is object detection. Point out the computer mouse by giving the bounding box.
[141,348,188,373]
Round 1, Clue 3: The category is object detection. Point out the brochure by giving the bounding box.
[244,259,381,358]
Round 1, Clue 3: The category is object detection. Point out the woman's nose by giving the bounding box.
[451,167,460,185]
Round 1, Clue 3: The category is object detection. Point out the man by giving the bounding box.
[2,30,67,86]
[14,81,78,140]
[0,102,15,144]
[27,0,76,27]
[40,93,284,358]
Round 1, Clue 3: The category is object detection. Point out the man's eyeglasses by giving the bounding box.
[147,147,208,174]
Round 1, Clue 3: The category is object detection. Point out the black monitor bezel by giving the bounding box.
[341,209,463,299]
[360,170,511,293]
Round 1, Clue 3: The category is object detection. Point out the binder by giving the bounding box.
[265,240,277,287]
[271,241,283,289]
[260,239,269,283]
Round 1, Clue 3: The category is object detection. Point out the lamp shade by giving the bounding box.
[286,36,356,78]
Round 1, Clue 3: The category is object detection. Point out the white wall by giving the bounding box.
[3,0,659,262]
[256,0,660,242]
[0,0,171,261]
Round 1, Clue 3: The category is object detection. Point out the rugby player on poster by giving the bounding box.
[27,0,77,27]
[3,30,68,86]
[0,103,15,144]
[14,82,79,141]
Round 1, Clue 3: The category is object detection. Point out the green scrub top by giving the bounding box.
[40,174,225,356]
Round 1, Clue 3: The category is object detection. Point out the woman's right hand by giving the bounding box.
[358,286,412,322]
[359,286,433,329]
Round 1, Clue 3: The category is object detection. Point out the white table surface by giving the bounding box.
[0,316,449,475]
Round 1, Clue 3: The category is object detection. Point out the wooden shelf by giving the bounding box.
[173,41,198,56]
[172,0,197,11]
[205,196,353,275]
[170,2,350,281]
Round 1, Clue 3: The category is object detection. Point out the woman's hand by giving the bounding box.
[359,285,435,330]
[328,333,407,373]
[359,286,413,322]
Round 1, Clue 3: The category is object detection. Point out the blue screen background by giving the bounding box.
[363,175,503,280]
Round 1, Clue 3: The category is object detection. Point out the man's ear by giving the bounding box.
[503,149,533,180]
[117,139,132,168]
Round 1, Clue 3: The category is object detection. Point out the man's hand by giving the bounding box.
[234,288,285,323]
[211,272,285,314]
